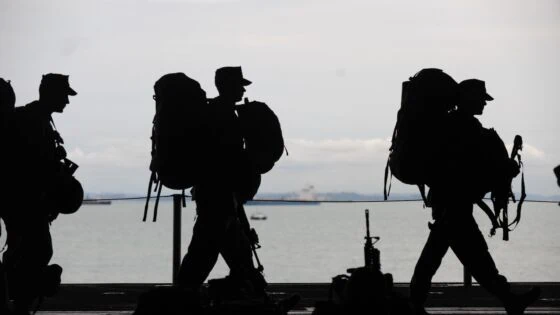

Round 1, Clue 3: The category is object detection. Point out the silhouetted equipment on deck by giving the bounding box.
[313,209,411,315]
[144,73,209,222]
[236,97,287,174]
[384,68,459,202]
[362,209,380,270]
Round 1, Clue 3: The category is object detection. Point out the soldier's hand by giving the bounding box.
[249,228,260,245]
[55,146,67,160]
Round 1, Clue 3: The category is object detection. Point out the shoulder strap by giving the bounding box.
[383,159,392,200]
[476,200,499,236]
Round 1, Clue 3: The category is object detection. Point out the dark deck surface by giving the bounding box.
[34,282,560,314]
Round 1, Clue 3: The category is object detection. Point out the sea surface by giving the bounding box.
[9,199,559,284]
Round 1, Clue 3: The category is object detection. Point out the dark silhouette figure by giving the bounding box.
[178,67,266,298]
[555,165,560,206]
[409,79,540,315]
[0,77,16,315]
[3,74,77,314]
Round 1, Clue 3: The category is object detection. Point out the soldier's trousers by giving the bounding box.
[410,207,510,307]
[3,211,53,308]
[178,209,256,290]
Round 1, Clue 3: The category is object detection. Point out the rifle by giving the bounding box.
[363,209,380,270]
[346,209,381,275]
[493,135,524,241]
[236,201,264,273]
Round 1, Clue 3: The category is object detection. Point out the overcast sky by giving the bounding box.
[1,0,559,196]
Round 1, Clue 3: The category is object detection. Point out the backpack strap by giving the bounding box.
[144,118,159,222]
[383,159,392,200]
[384,120,399,201]
[143,172,156,222]
[152,181,162,222]
[476,200,499,236]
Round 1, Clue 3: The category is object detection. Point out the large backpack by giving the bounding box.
[236,98,286,174]
[144,73,210,221]
[384,68,459,201]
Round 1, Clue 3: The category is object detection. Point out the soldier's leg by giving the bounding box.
[449,216,510,300]
[178,214,224,290]
[410,223,450,307]
[4,214,53,312]
[219,216,266,294]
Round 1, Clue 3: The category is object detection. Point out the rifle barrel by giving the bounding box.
[365,209,370,238]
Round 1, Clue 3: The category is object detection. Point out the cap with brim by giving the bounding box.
[240,77,252,86]
[67,86,77,96]
[41,73,77,96]
[460,79,492,101]
[215,66,252,88]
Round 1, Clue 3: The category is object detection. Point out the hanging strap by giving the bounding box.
[143,172,156,222]
[509,157,526,230]
[383,115,400,200]
[476,199,499,236]
[383,159,392,200]
[152,182,163,222]
[418,184,428,208]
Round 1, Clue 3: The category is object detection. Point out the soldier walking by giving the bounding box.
[409,79,540,315]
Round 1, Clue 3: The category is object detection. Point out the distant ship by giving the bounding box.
[247,185,321,206]
[250,212,267,220]
[82,199,112,205]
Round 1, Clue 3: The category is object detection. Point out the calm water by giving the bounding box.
[19,199,560,283]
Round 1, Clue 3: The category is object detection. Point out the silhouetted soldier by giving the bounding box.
[0,77,16,314]
[555,165,560,189]
[4,74,75,314]
[178,67,266,297]
[409,79,540,315]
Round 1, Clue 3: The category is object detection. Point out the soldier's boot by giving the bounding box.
[504,287,541,315]
[412,305,430,315]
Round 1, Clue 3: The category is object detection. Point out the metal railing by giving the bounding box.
[83,194,559,287]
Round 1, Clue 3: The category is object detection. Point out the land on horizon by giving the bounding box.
[84,191,560,202]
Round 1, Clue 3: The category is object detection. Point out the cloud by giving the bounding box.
[67,138,150,169]
[505,143,546,161]
[281,138,391,166]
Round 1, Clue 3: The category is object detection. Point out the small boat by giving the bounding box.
[250,212,267,220]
